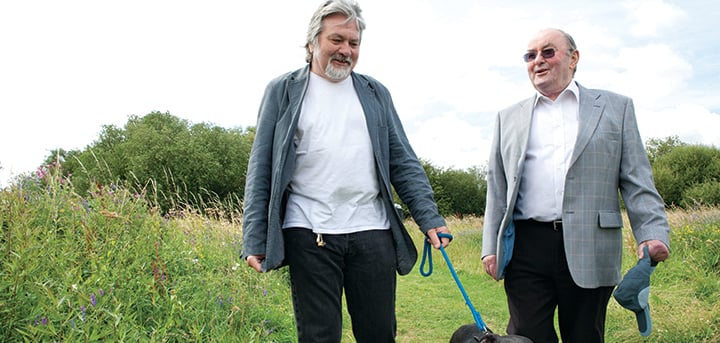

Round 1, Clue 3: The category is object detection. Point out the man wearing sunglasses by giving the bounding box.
[481,28,670,342]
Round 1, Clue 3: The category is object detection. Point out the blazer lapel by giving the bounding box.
[571,84,604,165]
[287,66,310,118]
[352,73,382,150]
[511,97,534,172]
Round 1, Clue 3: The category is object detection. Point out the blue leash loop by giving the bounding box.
[420,232,490,332]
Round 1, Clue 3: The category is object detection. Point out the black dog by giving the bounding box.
[449,324,533,343]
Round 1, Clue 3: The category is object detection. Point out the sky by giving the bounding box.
[1,0,719,186]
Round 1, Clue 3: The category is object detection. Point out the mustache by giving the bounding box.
[330,54,352,65]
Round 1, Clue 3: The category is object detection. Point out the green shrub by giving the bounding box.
[683,181,720,208]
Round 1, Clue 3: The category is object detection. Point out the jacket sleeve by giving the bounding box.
[482,112,507,257]
[616,97,670,248]
[241,77,284,259]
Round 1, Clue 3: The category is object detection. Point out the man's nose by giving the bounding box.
[338,41,354,55]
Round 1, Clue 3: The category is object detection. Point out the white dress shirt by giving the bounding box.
[514,81,579,221]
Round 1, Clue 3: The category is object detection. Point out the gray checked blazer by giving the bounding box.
[481,82,670,288]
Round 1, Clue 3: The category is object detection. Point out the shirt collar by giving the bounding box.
[533,80,579,107]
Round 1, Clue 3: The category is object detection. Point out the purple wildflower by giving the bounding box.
[91,293,96,306]
[42,317,47,325]
[99,288,104,296]
[263,289,268,297]
[80,305,86,321]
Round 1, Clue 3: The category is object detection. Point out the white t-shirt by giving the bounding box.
[282,72,389,234]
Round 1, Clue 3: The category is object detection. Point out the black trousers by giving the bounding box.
[504,220,613,343]
[283,228,397,343]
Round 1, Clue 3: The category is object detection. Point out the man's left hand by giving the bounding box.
[638,239,670,262]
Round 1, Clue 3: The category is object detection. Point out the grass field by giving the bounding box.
[391,214,720,342]
[1,168,718,342]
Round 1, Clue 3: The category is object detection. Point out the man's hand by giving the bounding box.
[246,255,265,273]
[482,254,498,280]
[427,226,451,249]
[638,240,670,262]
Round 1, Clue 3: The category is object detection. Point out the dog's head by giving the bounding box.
[450,324,534,343]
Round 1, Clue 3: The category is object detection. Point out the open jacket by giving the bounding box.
[241,65,446,275]
[482,83,670,288]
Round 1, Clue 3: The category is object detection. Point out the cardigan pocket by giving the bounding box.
[598,210,623,229]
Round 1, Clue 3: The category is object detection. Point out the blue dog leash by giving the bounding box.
[420,232,490,333]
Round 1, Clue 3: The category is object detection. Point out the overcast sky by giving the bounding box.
[1,0,718,186]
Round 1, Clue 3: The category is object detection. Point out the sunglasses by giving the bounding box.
[523,48,557,62]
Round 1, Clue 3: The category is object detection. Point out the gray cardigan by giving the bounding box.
[241,66,446,275]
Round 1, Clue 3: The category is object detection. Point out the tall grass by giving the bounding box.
[1,163,718,342]
[1,164,294,342]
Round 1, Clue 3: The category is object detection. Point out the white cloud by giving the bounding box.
[580,43,694,107]
[637,104,720,147]
[624,0,686,37]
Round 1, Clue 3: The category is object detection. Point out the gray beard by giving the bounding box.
[325,63,352,80]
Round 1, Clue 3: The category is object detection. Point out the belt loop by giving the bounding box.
[552,220,562,231]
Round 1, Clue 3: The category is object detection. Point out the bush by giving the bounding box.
[47,112,253,214]
[682,181,720,208]
[652,144,720,208]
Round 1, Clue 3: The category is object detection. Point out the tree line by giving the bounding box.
[40,111,719,216]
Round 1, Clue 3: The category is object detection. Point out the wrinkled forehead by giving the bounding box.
[527,30,565,50]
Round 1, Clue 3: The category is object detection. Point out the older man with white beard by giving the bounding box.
[241,1,451,342]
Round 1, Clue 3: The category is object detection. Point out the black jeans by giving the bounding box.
[283,228,397,343]
[504,220,613,343]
